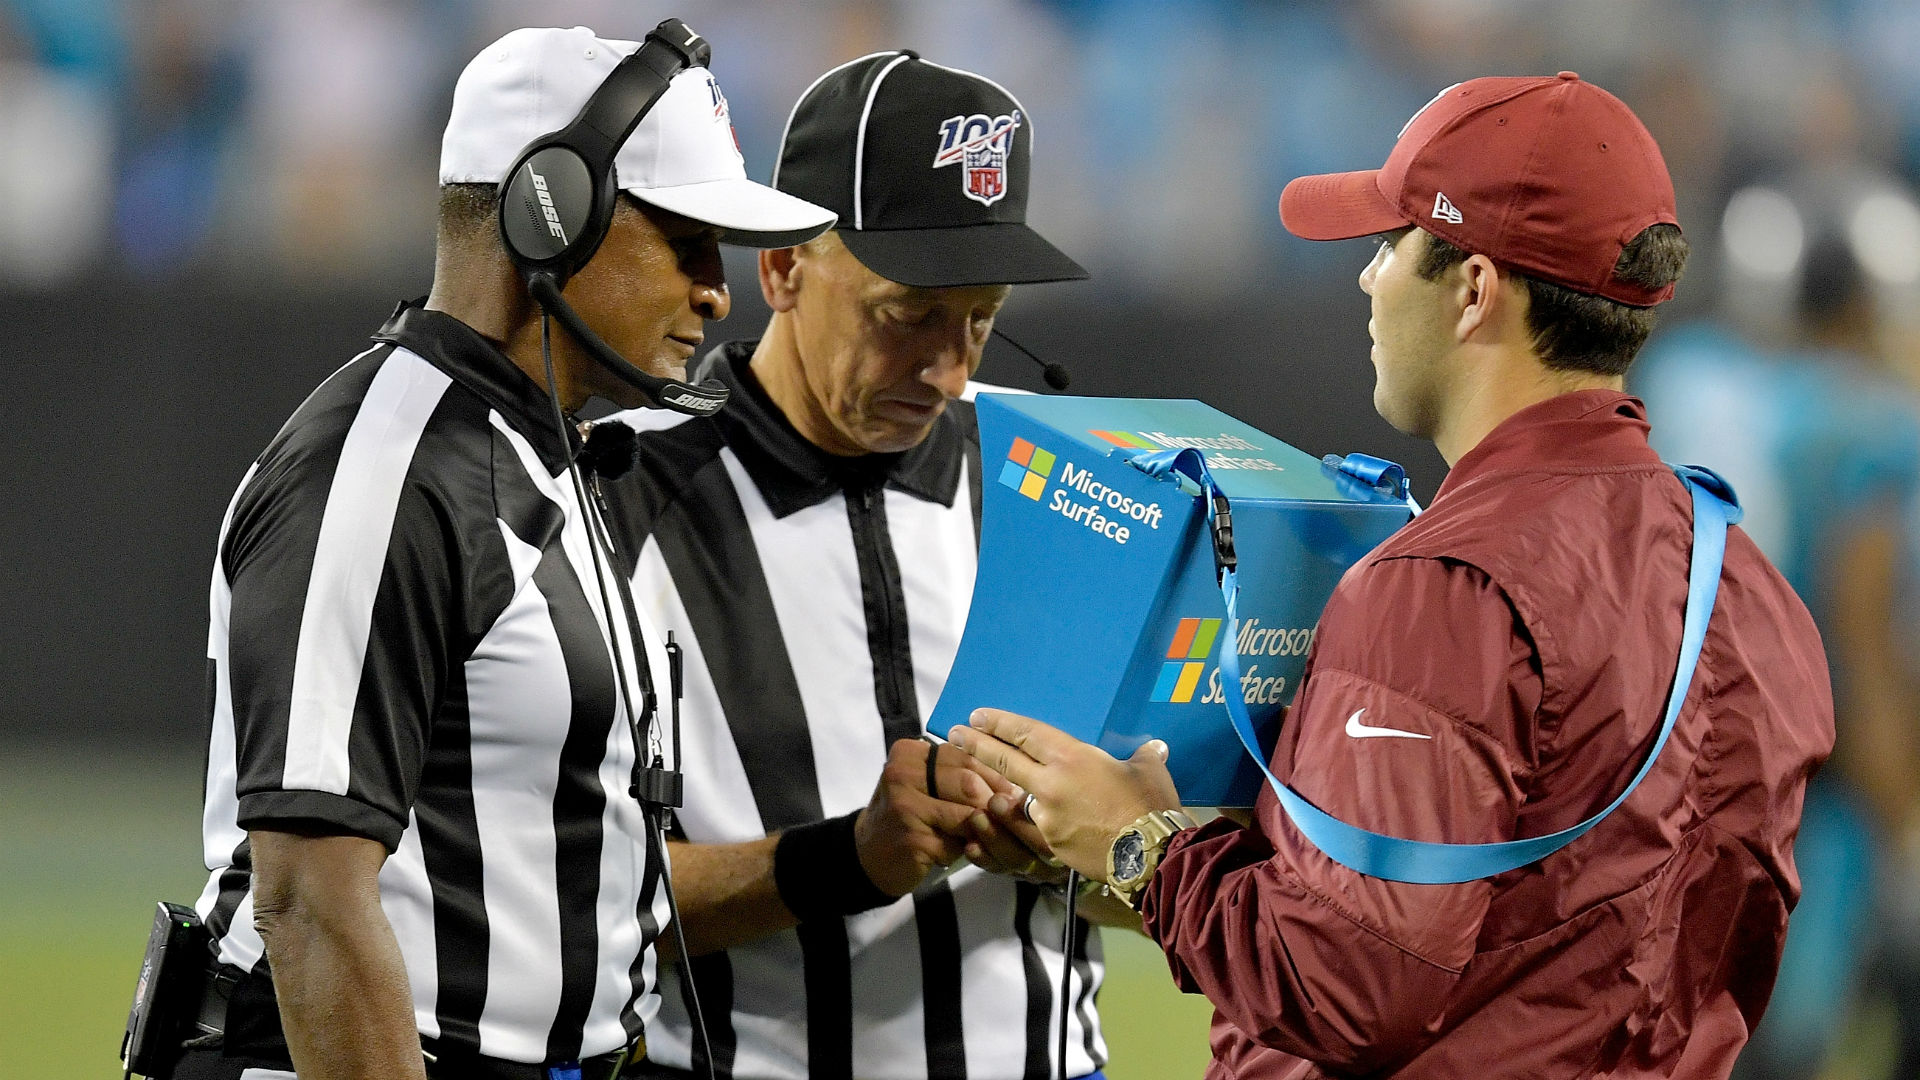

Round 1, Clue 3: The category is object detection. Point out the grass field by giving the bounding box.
[0,749,1213,1078]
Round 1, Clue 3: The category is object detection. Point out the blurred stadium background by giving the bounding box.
[5,1,1920,1076]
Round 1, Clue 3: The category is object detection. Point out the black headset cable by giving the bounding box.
[1058,869,1081,1080]
[539,315,717,1080]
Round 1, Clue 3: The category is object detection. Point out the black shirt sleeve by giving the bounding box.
[221,362,469,851]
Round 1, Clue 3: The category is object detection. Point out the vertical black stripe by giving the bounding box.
[202,657,219,811]
[1070,918,1101,1070]
[417,667,487,1047]
[623,815,666,1044]
[647,456,825,832]
[635,446,834,1071]
[1013,884,1052,1080]
[682,952,736,1078]
[847,485,923,745]
[203,655,254,952]
[799,919,855,1077]
[848,477,960,1076]
[916,884,968,1080]
[205,836,253,948]
[534,542,619,1061]
[221,352,390,800]
[408,422,552,1051]
[344,387,491,839]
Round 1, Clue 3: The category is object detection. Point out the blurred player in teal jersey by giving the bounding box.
[1636,174,1920,1079]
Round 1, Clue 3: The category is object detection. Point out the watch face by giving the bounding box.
[1112,830,1147,882]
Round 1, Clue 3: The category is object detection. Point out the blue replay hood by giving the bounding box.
[929,394,1414,806]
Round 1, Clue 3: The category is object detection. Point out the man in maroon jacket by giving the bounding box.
[950,74,1835,1078]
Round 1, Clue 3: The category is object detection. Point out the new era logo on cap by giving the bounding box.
[1278,72,1682,306]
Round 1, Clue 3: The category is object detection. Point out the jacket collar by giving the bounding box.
[1434,388,1664,505]
[372,299,580,476]
[698,340,966,518]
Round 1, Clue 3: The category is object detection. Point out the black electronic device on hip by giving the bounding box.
[120,902,213,1079]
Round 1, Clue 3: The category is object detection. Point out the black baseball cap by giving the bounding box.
[772,51,1088,288]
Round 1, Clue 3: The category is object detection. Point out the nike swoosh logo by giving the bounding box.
[1345,708,1433,740]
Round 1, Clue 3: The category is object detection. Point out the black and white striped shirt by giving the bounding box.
[194,302,672,1066]
[604,343,1106,1080]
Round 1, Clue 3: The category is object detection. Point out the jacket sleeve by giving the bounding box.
[1139,555,1540,1073]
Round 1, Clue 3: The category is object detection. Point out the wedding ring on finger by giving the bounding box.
[922,735,942,801]
[1020,792,1038,823]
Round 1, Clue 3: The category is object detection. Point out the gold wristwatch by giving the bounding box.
[1104,808,1198,910]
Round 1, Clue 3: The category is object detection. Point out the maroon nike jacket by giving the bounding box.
[1139,391,1834,1078]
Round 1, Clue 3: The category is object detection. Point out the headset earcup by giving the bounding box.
[499,144,607,280]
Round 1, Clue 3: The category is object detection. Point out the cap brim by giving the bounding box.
[1279,170,1409,241]
[630,178,838,249]
[838,222,1089,288]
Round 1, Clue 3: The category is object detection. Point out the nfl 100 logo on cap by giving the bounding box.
[769,50,1088,288]
[933,110,1021,206]
[929,395,1414,805]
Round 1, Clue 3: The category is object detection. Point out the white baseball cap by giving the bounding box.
[440,26,836,248]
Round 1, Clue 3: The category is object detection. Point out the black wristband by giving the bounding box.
[773,811,897,922]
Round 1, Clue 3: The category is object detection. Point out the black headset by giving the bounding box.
[498,17,730,417]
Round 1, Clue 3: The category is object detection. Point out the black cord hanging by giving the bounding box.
[1058,870,1081,1078]
[539,315,717,1080]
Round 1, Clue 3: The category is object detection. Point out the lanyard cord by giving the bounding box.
[1127,447,1741,884]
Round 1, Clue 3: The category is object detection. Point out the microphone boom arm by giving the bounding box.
[526,272,729,417]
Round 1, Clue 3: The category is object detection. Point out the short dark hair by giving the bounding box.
[438,183,498,247]
[1414,224,1689,376]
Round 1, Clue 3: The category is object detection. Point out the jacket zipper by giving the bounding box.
[848,485,921,741]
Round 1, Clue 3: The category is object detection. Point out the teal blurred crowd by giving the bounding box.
[4,0,1920,300]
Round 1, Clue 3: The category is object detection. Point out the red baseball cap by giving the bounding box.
[1280,72,1680,306]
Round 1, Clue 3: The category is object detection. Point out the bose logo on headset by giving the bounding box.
[529,171,568,243]
[662,389,726,414]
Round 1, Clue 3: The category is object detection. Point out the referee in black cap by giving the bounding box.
[600,51,1124,1080]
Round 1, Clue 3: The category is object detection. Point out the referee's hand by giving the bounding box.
[957,765,1072,886]
[854,738,995,896]
[948,709,1181,882]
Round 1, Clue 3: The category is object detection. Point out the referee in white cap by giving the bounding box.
[170,25,830,1080]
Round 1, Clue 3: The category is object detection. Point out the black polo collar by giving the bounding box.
[697,340,966,518]
[372,299,580,476]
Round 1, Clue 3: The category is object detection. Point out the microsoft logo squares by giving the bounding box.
[999,436,1055,500]
[1151,618,1223,703]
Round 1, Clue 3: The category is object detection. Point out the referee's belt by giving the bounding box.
[421,1034,648,1080]
[196,963,645,1079]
